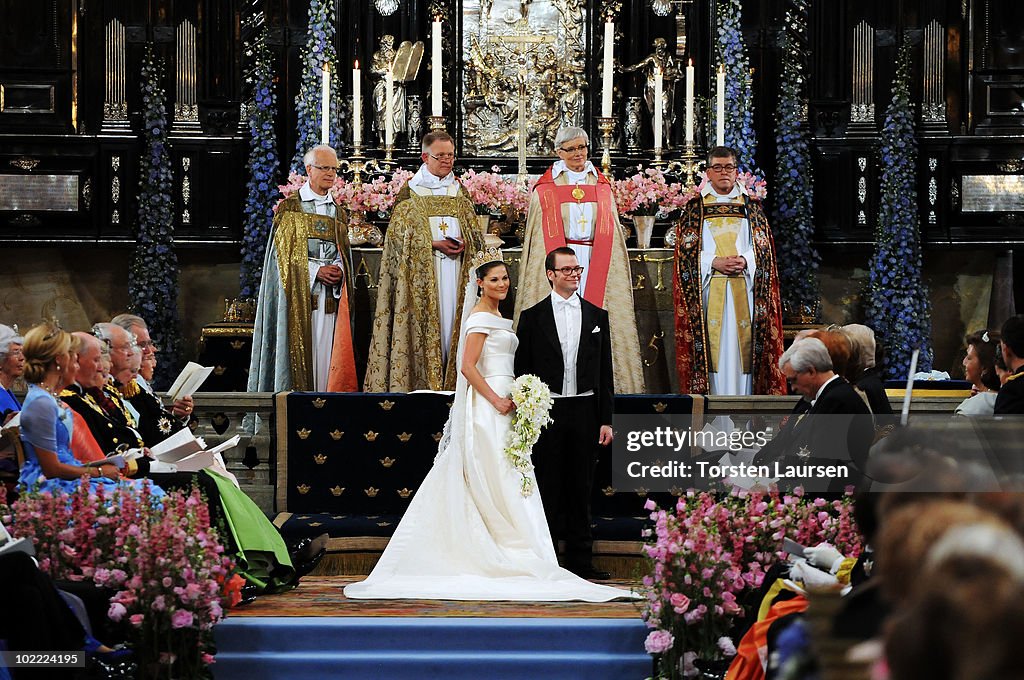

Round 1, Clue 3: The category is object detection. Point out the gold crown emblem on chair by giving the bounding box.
[296,484,311,494]
[330,429,344,440]
[397,488,413,499]
[396,432,412,443]
[469,246,504,271]
[364,430,378,442]
[378,399,395,411]
[364,486,379,498]
[602,486,616,496]
[380,457,396,468]
[296,428,311,439]
[313,453,327,465]
[330,486,345,496]
[312,398,327,408]
[653,402,668,413]
[432,432,443,442]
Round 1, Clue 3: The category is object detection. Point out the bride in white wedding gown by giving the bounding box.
[344,255,633,602]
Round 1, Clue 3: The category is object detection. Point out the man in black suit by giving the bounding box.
[996,315,1024,415]
[754,337,873,479]
[515,246,613,580]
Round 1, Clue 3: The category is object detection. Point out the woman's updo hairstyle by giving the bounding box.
[22,321,74,383]
[475,260,507,281]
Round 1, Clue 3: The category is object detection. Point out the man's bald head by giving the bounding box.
[72,331,106,388]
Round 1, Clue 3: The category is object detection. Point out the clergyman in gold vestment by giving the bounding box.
[364,132,484,392]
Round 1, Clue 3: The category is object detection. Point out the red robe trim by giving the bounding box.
[534,167,616,308]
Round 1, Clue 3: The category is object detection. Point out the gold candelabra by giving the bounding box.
[597,116,616,177]
[427,115,446,132]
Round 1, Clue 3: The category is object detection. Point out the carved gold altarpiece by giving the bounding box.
[461,0,588,157]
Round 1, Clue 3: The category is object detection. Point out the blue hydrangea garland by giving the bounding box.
[866,38,933,379]
[713,0,762,177]
[130,45,181,389]
[771,0,820,320]
[240,22,280,299]
[290,0,344,173]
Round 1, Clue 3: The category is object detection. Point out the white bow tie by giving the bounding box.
[554,295,580,309]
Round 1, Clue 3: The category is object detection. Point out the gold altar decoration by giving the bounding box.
[461,0,588,157]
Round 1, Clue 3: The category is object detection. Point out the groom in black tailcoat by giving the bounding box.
[514,246,614,580]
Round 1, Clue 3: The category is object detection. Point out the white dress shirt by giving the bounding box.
[550,290,584,397]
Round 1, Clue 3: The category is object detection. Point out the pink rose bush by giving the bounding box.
[640,487,860,678]
[2,481,236,678]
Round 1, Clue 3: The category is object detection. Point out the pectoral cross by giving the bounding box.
[438,219,449,235]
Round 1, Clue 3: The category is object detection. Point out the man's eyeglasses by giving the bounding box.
[552,266,585,276]
[310,164,341,173]
[427,152,455,161]
[708,163,737,173]
[558,144,588,154]
[136,340,159,352]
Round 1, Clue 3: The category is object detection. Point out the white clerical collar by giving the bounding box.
[811,374,841,406]
[552,160,597,182]
[550,290,581,308]
[701,180,746,201]
[299,181,334,205]
[409,164,455,190]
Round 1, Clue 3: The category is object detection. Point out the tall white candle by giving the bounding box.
[601,21,614,118]
[321,62,330,144]
[352,61,362,148]
[685,59,695,144]
[653,67,663,150]
[431,20,443,117]
[716,64,725,147]
[385,67,395,146]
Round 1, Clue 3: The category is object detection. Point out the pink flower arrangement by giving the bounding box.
[612,166,696,218]
[640,487,861,678]
[274,168,415,216]
[5,481,236,677]
[458,168,524,215]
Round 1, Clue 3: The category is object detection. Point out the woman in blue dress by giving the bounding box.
[18,322,162,498]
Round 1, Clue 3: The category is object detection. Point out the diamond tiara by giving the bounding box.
[469,246,504,271]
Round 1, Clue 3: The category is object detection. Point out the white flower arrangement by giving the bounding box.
[505,374,554,497]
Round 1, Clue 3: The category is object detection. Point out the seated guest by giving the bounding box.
[996,314,1024,414]
[17,322,162,497]
[65,331,323,594]
[110,314,192,419]
[840,323,893,415]
[1,324,25,479]
[955,330,1001,416]
[754,337,873,473]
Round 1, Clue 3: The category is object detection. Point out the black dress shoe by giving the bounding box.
[292,545,327,581]
[236,583,258,606]
[569,565,611,580]
[289,532,330,563]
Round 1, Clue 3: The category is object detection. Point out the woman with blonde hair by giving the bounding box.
[17,322,162,497]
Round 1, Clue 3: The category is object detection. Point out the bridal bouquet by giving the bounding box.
[505,374,554,497]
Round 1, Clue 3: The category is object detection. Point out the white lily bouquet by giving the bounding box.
[505,374,555,497]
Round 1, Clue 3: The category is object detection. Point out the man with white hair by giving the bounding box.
[514,126,644,393]
[249,144,357,392]
[754,337,873,472]
[365,131,483,392]
[840,323,892,415]
[110,313,194,418]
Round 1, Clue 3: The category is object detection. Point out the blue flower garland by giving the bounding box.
[290,0,344,173]
[771,0,820,321]
[130,45,181,389]
[866,39,932,379]
[714,0,761,176]
[240,23,280,299]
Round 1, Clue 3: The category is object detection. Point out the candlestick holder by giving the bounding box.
[675,142,702,185]
[652,145,666,168]
[384,142,395,164]
[597,115,616,177]
[427,115,446,132]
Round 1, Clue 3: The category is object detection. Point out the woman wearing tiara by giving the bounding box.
[344,249,632,601]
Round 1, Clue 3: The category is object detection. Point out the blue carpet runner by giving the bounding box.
[214,616,651,679]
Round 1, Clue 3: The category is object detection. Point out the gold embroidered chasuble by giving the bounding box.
[364,182,483,392]
[513,170,645,394]
[673,193,786,395]
[271,195,356,392]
